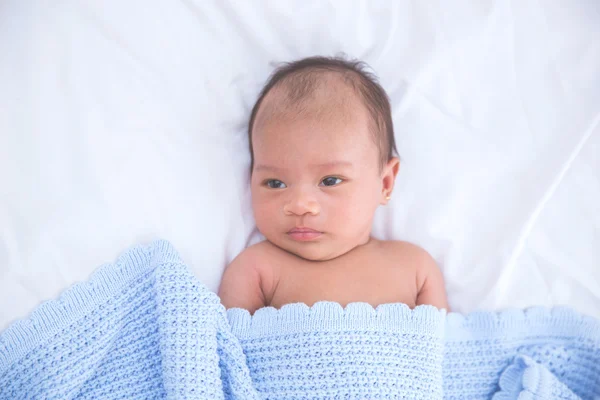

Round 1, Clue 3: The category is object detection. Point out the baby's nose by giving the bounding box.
[283,189,320,216]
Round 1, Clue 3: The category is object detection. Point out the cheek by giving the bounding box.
[328,186,379,227]
[252,190,279,231]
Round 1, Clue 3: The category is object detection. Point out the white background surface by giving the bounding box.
[1,0,599,331]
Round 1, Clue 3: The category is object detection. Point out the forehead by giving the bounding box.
[254,73,356,125]
[251,73,381,168]
[253,109,376,169]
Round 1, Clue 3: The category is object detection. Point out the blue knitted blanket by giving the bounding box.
[1,241,599,399]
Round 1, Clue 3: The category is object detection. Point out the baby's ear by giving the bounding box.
[381,157,400,205]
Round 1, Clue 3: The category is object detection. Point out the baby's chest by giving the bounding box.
[269,257,418,309]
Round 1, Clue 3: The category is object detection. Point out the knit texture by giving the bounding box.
[229,303,600,399]
[1,240,599,399]
[0,240,258,400]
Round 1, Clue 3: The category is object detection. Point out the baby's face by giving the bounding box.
[251,100,386,261]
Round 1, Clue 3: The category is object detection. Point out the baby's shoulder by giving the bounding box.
[239,240,284,263]
[233,240,287,277]
[374,241,448,310]
[374,239,437,270]
[374,239,427,254]
[220,241,283,311]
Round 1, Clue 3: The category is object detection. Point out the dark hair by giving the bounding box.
[248,55,397,171]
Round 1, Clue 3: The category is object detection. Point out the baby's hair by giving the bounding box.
[248,55,398,171]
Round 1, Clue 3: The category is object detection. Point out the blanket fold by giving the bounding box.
[1,240,599,399]
[493,356,580,400]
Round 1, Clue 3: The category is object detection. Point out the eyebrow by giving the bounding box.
[254,161,354,172]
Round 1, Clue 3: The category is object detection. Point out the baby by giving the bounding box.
[219,56,448,314]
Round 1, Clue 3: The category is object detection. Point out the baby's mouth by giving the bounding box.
[287,227,323,241]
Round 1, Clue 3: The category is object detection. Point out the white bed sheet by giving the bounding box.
[1,0,599,332]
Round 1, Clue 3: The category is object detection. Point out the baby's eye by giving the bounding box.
[320,177,343,187]
[265,179,287,189]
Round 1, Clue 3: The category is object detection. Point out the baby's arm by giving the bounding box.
[415,251,450,311]
[218,248,268,314]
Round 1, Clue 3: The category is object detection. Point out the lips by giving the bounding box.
[287,227,323,241]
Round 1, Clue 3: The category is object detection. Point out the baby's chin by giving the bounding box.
[268,235,356,262]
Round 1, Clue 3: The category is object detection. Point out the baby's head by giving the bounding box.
[248,56,399,261]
